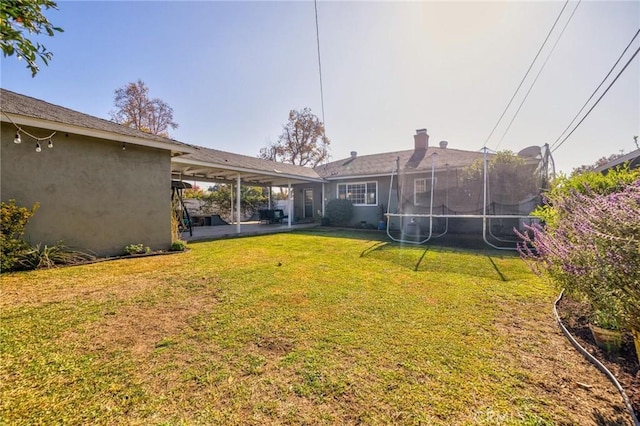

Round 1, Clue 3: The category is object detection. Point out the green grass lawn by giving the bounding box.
[0,230,629,425]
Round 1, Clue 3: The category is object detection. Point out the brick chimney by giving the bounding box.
[414,129,429,151]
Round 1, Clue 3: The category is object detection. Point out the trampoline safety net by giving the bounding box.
[386,147,550,249]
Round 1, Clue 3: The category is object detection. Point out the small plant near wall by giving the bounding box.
[378,203,387,230]
[123,244,149,255]
[18,241,95,270]
[170,240,187,252]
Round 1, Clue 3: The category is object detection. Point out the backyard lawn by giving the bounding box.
[0,230,631,425]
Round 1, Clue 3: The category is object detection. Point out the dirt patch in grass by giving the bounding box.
[493,296,634,425]
[65,287,220,357]
[557,296,640,418]
[253,334,296,356]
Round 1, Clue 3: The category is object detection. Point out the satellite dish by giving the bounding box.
[518,145,542,158]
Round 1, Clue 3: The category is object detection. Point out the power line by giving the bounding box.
[482,0,570,148]
[549,28,640,151]
[314,0,326,127]
[494,0,581,151]
[551,44,640,153]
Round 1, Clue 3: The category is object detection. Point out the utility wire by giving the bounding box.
[549,28,640,151]
[494,0,581,151]
[551,44,640,153]
[314,0,326,127]
[482,0,570,148]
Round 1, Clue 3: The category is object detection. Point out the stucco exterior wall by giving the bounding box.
[1,123,172,256]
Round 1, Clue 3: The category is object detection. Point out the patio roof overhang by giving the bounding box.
[171,156,327,187]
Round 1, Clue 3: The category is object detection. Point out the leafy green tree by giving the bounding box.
[203,184,267,222]
[1,0,63,76]
[110,80,178,137]
[259,108,330,167]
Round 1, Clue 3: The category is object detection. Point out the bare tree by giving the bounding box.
[259,108,330,167]
[110,80,178,137]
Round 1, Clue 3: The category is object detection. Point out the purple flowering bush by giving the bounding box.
[518,180,640,331]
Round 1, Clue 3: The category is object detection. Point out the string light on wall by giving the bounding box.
[2,111,56,152]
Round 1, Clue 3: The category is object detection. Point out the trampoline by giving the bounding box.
[385,144,555,250]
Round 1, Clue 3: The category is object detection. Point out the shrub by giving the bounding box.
[1,200,39,272]
[170,240,187,252]
[532,165,640,226]
[325,199,353,226]
[124,244,146,255]
[518,180,640,330]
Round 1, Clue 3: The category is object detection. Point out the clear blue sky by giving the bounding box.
[1,0,638,174]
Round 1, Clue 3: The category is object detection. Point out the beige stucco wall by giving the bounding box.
[1,123,172,256]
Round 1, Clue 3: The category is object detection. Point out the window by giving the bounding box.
[337,181,377,206]
[414,177,436,206]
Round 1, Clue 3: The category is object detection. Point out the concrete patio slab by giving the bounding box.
[181,221,319,242]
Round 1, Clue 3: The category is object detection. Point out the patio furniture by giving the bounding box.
[258,209,288,224]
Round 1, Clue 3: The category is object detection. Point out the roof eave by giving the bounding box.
[1,113,194,156]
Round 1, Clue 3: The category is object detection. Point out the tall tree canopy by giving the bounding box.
[259,108,330,167]
[110,80,178,137]
[0,0,63,77]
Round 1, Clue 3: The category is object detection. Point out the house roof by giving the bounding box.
[172,145,324,186]
[315,146,492,179]
[0,88,193,155]
[592,149,640,174]
[2,88,540,187]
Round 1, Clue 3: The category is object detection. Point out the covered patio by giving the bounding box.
[171,145,326,236]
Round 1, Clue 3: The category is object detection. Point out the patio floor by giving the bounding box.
[181,221,319,242]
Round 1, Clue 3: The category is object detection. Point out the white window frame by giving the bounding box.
[414,177,437,206]
[337,181,378,206]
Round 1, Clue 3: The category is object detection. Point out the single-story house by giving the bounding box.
[292,129,541,234]
[1,89,194,256]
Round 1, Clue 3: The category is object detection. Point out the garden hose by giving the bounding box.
[553,290,639,426]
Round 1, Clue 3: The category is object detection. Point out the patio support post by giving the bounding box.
[322,183,325,217]
[482,146,488,237]
[268,187,272,210]
[287,180,292,228]
[230,184,234,224]
[237,174,241,233]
